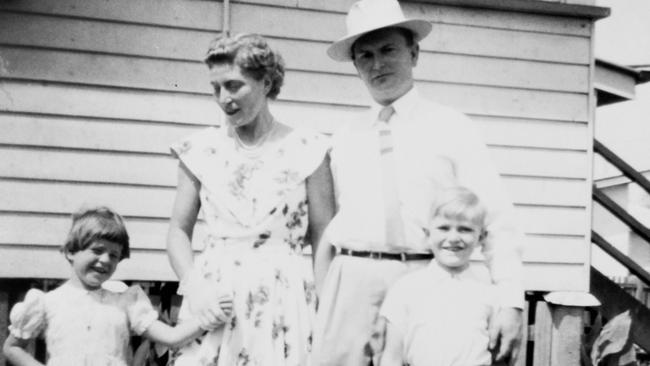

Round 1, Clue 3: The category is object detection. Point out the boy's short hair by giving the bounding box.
[62,206,130,260]
[430,186,487,228]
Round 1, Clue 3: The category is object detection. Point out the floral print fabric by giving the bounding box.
[169,127,328,366]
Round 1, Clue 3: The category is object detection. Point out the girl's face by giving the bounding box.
[428,215,484,271]
[209,63,270,129]
[66,240,123,290]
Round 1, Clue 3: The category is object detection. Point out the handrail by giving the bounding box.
[594,139,650,195]
[591,231,650,287]
[593,186,650,245]
[592,139,650,289]
[591,267,650,353]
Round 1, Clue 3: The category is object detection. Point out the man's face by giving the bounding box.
[352,28,418,106]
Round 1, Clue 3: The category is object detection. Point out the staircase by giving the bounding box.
[591,138,650,354]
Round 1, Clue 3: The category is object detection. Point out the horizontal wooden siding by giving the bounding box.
[0,0,594,290]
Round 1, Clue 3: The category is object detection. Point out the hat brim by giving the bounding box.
[327,19,432,62]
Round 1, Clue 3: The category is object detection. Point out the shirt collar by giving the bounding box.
[369,87,420,123]
[426,260,473,281]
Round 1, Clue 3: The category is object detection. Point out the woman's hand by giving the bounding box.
[190,286,234,330]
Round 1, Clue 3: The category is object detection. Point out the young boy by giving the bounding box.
[379,186,498,366]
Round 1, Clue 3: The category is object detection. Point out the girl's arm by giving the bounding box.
[142,319,203,348]
[143,296,233,348]
[3,335,44,366]
[378,321,404,366]
[306,155,336,295]
[167,163,201,281]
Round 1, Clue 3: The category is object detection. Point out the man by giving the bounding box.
[312,0,524,365]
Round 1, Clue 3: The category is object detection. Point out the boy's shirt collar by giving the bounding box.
[426,260,485,282]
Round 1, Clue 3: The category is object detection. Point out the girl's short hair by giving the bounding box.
[62,207,130,260]
[430,186,487,227]
[204,33,285,100]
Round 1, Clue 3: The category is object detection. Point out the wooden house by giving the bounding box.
[6,0,649,364]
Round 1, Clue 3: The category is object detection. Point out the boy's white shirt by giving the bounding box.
[380,260,498,366]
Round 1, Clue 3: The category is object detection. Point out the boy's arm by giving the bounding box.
[3,335,44,366]
[378,321,404,366]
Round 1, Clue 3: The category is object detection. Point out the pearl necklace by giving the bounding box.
[234,120,277,151]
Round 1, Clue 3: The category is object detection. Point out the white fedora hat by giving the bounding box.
[327,0,432,62]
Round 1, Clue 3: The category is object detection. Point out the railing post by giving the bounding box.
[532,292,600,365]
[550,306,583,365]
[533,301,553,366]
[534,302,584,366]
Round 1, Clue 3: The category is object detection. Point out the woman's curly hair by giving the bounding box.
[205,33,285,100]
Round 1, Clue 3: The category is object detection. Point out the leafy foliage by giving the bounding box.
[583,310,638,366]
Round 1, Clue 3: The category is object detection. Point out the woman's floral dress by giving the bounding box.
[7,284,158,366]
[169,126,329,366]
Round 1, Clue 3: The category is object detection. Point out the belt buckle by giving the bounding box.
[370,251,382,260]
[400,253,407,262]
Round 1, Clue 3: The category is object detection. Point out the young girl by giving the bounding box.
[379,187,499,366]
[2,207,232,366]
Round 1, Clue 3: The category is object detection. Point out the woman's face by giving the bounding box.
[209,62,270,129]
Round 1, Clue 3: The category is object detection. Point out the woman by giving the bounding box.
[167,33,335,365]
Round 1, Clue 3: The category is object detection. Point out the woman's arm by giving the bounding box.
[167,163,201,280]
[166,163,228,328]
[306,154,336,295]
[3,335,44,366]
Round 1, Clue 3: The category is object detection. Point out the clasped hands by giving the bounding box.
[189,287,234,331]
[183,275,234,331]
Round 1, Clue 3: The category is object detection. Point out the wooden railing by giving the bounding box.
[592,138,650,288]
[591,138,650,355]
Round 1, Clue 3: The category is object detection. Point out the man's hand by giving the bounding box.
[489,307,523,362]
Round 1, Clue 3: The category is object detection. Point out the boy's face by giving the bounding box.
[428,215,485,271]
[66,239,122,290]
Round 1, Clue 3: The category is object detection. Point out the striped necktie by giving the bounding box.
[376,105,406,249]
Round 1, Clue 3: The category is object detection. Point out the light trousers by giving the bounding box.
[312,255,428,366]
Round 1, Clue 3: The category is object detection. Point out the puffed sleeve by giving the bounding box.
[170,127,221,184]
[8,289,47,339]
[124,286,159,335]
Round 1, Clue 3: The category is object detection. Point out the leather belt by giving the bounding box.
[338,248,434,261]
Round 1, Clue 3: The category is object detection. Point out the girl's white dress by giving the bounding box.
[8,283,159,366]
[169,126,328,366]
